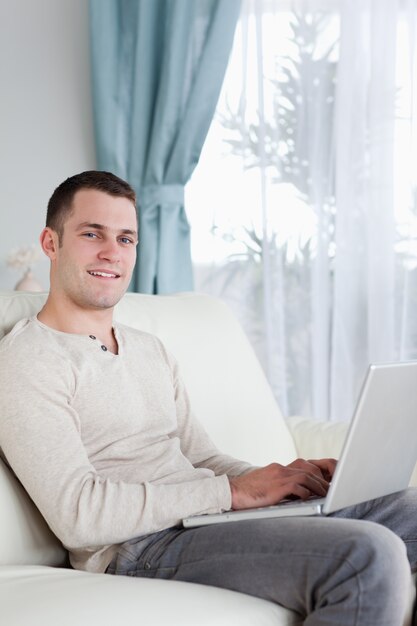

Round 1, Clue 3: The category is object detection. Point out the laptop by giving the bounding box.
[183,362,417,528]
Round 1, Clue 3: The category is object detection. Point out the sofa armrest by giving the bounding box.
[286,415,417,487]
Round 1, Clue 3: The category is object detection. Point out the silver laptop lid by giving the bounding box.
[323,361,417,514]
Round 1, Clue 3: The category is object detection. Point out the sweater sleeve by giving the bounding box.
[0,345,232,552]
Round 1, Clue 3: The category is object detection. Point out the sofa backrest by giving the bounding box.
[0,290,297,566]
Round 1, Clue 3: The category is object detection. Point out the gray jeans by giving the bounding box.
[106,488,417,625]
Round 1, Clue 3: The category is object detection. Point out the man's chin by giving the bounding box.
[91,294,125,310]
[80,288,127,311]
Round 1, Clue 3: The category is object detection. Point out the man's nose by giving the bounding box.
[97,239,120,262]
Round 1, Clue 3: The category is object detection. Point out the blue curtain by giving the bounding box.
[89,0,241,293]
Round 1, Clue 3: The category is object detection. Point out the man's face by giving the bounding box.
[49,188,138,311]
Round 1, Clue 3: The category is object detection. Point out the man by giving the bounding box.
[0,170,416,625]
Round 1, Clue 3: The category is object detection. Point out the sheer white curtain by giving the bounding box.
[332,0,417,420]
[186,0,417,422]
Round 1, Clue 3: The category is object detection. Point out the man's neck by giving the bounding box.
[37,296,118,353]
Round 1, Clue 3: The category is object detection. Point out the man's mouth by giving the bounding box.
[87,270,121,279]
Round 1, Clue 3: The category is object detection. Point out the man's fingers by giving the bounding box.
[278,483,313,502]
[272,471,329,502]
[308,458,337,480]
[288,458,327,479]
[287,458,335,484]
[273,476,327,503]
[290,472,329,497]
[229,460,335,510]
[289,458,337,481]
[268,462,330,498]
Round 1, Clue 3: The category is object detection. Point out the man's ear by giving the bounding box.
[40,227,59,260]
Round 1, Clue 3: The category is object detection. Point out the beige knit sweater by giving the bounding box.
[0,317,252,573]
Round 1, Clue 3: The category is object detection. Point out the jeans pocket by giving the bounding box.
[107,533,156,575]
[108,527,182,576]
[136,527,182,574]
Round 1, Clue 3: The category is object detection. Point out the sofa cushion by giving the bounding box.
[0,565,301,626]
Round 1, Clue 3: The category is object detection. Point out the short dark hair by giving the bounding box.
[46,170,136,244]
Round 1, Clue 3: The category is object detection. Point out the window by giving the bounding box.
[186,0,417,421]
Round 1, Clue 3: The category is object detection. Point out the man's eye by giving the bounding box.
[83,232,97,239]
[120,237,134,245]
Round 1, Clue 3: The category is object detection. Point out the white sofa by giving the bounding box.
[0,290,415,625]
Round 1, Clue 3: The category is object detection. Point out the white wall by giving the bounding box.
[0,0,96,290]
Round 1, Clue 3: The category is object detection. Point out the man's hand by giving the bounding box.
[229,458,337,510]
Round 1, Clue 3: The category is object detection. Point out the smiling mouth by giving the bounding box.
[87,270,121,279]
